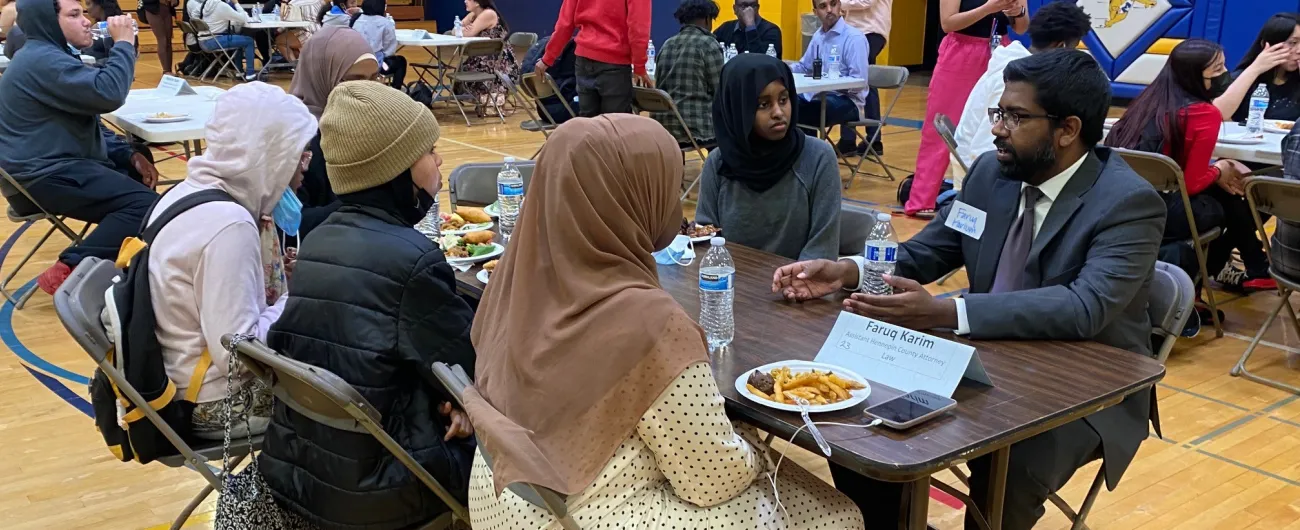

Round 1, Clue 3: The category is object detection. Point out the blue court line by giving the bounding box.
[0,278,92,386]
[884,117,923,130]
[23,365,93,417]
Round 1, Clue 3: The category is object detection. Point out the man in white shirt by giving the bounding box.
[790,0,870,154]
[772,50,1166,530]
[953,1,1091,173]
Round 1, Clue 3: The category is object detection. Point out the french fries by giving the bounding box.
[747,367,866,406]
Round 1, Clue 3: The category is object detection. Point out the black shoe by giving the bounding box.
[1196,305,1226,327]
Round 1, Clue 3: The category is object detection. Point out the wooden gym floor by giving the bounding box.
[1,24,1299,529]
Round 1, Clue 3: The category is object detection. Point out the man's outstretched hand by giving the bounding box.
[843,274,958,330]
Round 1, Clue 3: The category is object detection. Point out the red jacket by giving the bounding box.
[542,0,651,75]
[1169,102,1223,196]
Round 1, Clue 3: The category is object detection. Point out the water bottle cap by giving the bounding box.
[876,212,891,222]
[711,236,725,246]
[503,156,516,163]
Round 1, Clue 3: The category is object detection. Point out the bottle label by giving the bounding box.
[498,182,524,197]
[865,244,896,263]
[699,272,732,291]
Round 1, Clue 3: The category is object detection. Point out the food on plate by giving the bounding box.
[745,366,865,406]
[1275,121,1295,131]
[457,206,492,224]
[680,218,721,238]
[462,230,494,245]
[439,234,496,259]
[149,112,182,119]
[483,259,499,276]
[440,212,466,231]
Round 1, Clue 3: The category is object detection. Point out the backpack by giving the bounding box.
[91,189,237,464]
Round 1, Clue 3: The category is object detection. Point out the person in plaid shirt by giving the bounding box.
[651,0,724,145]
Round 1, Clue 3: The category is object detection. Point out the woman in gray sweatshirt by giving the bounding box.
[695,53,842,261]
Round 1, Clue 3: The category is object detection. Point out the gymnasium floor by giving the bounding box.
[2,31,1300,529]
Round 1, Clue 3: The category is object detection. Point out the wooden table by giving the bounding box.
[454,244,1165,529]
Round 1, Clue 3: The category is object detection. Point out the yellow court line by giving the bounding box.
[142,509,215,530]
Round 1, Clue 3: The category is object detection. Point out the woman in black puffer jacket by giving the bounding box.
[259,81,476,530]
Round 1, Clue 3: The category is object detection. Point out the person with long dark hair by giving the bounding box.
[460,0,517,114]
[1107,39,1272,309]
[349,0,403,88]
[1214,13,1300,122]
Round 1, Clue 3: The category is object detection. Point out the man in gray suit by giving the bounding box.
[772,49,1166,529]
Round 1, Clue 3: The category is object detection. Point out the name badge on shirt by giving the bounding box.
[944,200,986,240]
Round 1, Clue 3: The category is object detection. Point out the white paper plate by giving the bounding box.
[476,269,490,284]
[1219,133,1267,145]
[445,242,504,265]
[143,114,190,123]
[735,360,871,413]
[443,221,494,235]
[1265,120,1295,134]
[483,202,500,217]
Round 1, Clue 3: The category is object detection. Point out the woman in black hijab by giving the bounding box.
[694,53,841,261]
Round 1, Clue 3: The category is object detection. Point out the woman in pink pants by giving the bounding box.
[907,0,1028,217]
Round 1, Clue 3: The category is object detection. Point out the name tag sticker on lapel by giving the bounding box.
[944,200,986,240]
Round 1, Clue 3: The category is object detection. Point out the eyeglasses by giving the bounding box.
[987,108,1058,131]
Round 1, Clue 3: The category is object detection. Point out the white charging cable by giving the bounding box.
[764,418,884,523]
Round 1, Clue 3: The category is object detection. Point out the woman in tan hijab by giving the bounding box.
[463,115,864,529]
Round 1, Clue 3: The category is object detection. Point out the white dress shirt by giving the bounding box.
[841,154,1088,334]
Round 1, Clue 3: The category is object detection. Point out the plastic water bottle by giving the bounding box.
[726,43,738,63]
[496,157,524,241]
[827,44,841,79]
[93,20,138,40]
[645,41,655,76]
[1247,83,1270,135]
[699,237,735,352]
[453,15,464,37]
[862,213,898,295]
[766,43,777,58]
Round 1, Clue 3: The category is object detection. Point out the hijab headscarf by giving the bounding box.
[288,26,374,118]
[713,53,805,192]
[463,115,709,496]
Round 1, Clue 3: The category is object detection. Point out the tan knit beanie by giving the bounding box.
[320,81,441,195]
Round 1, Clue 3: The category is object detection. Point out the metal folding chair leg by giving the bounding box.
[1,217,88,309]
[1231,288,1300,394]
[936,268,959,286]
[1195,249,1224,338]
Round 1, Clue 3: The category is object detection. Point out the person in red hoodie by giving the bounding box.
[1107,39,1271,327]
[533,0,651,117]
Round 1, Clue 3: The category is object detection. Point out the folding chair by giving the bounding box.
[448,161,536,211]
[632,86,714,200]
[933,113,964,286]
[190,20,241,83]
[54,258,258,530]
[843,65,909,188]
[943,260,1192,530]
[518,72,577,158]
[507,32,538,66]
[839,203,881,257]
[223,336,472,530]
[1114,148,1224,338]
[432,363,580,530]
[1234,176,1300,393]
[0,167,90,309]
[448,39,508,126]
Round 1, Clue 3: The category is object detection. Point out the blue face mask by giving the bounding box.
[271,188,303,236]
[652,235,695,266]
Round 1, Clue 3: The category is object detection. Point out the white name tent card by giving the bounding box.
[813,312,992,398]
[157,75,197,97]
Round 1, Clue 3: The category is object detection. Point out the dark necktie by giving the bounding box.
[990,186,1043,294]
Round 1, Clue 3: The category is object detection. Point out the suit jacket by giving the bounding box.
[897,147,1166,489]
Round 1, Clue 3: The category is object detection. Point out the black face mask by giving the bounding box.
[414,187,435,220]
[1208,71,1232,98]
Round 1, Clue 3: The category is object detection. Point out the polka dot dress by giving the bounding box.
[469,362,864,529]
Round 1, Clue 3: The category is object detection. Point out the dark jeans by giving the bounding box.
[1163,187,1269,279]
[864,32,887,146]
[8,158,158,267]
[796,93,861,152]
[830,418,1102,530]
[383,55,407,89]
[239,27,273,69]
[574,56,633,117]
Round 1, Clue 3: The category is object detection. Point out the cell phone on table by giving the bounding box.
[863,389,957,430]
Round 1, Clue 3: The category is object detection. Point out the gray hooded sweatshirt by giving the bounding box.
[0,0,136,186]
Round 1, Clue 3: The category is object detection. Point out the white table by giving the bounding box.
[245,20,311,30]
[792,73,864,95]
[103,87,225,158]
[397,30,489,99]
[1216,122,1285,166]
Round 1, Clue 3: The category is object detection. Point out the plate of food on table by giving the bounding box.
[476,259,499,284]
[735,360,871,413]
[143,112,190,123]
[440,231,504,264]
[681,218,721,243]
[440,207,494,235]
[483,202,501,218]
[1265,120,1295,134]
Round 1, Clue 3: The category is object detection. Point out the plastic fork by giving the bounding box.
[792,396,832,456]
